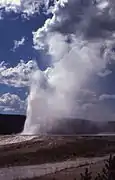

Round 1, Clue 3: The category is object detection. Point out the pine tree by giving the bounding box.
[95,154,115,180]
[80,168,92,180]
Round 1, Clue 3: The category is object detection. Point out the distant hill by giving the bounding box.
[0,114,26,134]
[44,118,115,135]
[47,118,100,134]
[0,114,115,135]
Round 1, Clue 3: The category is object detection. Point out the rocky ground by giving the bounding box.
[0,135,115,179]
[0,135,114,167]
[36,160,105,180]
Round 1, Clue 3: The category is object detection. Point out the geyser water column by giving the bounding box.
[23,0,115,134]
[23,39,103,134]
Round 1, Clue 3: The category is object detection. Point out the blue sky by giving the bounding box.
[0,0,52,114]
[0,0,115,122]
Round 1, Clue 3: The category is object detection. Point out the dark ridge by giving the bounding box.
[42,118,115,135]
[46,118,100,134]
[0,114,26,135]
[0,114,115,135]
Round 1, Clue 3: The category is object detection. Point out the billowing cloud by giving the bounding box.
[0,0,50,17]
[0,60,37,87]
[0,93,26,114]
[12,37,25,51]
[33,0,115,49]
[24,0,115,134]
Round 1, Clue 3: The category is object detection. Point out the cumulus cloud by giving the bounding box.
[23,0,115,134]
[78,102,114,121]
[0,60,37,87]
[74,90,115,121]
[99,94,115,101]
[0,0,50,17]
[12,37,25,51]
[0,93,26,114]
[97,69,112,77]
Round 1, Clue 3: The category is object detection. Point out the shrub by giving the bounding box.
[95,154,115,180]
[80,154,115,180]
[80,168,92,180]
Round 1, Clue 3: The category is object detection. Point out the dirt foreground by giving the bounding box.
[38,160,105,180]
[0,135,114,168]
[0,135,114,179]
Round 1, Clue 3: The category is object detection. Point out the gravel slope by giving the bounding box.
[0,155,110,180]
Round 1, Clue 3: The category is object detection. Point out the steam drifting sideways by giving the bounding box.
[23,0,115,134]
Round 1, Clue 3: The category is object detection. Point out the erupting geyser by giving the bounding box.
[23,0,115,134]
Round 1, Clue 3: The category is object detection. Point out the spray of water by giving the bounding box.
[23,0,115,134]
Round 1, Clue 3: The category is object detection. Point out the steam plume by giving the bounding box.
[23,0,115,134]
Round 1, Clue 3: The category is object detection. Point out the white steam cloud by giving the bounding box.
[23,0,115,134]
